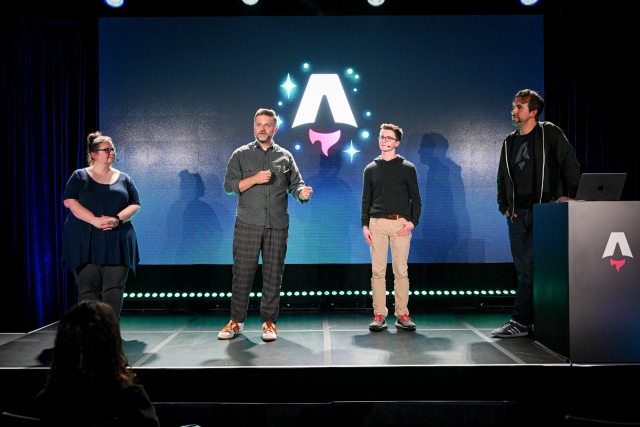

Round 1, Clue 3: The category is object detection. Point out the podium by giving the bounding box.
[533,201,640,363]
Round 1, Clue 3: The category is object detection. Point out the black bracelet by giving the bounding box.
[115,215,123,227]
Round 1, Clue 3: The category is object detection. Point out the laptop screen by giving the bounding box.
[574,173,627,201]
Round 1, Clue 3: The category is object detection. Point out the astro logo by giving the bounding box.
[602,232,633,272]
[291,74,358,156]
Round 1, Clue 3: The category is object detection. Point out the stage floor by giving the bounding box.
[0,308,565,369]
[2,308,639,427]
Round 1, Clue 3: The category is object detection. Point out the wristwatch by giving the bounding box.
[115,215,123,227]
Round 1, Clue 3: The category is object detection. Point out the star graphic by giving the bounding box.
[281,74,296,98]
[344,140,360,162]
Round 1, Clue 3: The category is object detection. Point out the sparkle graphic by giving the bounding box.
[281,74,296,98]
[344,140,360,162]
[276,115,284,128]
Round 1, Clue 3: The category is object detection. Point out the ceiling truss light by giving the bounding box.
[105,0,125,8]
[368,0,385,6]
[242,0,259,5]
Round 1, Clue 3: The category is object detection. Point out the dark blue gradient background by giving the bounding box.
[99,15,543,265]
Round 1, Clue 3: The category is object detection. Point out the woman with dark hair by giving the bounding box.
[62,131,141,318]
[34,300,160,426]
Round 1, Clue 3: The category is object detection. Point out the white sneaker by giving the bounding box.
[218,320,244,340]
[262,321,277,342]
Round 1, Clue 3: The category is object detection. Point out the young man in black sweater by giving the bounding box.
[361,123,422,332]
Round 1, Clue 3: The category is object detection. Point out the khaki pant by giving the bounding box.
[368,217,412,318]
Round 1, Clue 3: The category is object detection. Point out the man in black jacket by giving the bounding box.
[492,89,581,338]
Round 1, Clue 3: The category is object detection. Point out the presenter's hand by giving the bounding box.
[363,226,373,246]
[300,186,313,200]
[98,215,115,231]
[253,170,272,185]
[397,221,414,237]
[557,196,575,202]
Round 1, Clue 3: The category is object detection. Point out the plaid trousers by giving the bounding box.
[230,218,288,324]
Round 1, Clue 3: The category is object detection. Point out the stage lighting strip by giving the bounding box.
[123,290,516,298]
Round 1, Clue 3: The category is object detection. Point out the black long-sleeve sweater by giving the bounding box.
[361,154,422,227]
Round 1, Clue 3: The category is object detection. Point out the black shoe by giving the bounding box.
[491,320,529,338]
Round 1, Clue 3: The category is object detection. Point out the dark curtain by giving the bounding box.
[545,6,638,201]
[1,5,637,333]
[1,16,98,332]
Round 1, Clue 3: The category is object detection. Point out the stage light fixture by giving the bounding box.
[105,0,124,8]
[520,0,540,5]
[242,0,259,5]
[123,287,515,301]
[368,0,385,5]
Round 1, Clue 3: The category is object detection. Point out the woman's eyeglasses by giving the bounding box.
[94,148,116,154]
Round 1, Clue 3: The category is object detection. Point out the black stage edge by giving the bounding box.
[3,364,640,427]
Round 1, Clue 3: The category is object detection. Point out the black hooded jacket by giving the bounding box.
[497,121,581,215]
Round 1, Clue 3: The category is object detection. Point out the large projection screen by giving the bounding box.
[99,15,544,265]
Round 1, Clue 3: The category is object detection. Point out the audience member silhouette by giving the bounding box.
[33,300,160,426]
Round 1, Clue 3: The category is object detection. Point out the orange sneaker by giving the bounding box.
[262,321,277,342]
[218,320,243,340]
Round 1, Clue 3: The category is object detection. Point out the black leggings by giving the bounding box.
[76,264,128,318]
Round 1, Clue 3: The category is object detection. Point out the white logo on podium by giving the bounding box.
[602,232,633,272]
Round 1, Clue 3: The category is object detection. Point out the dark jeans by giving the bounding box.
[507,208,534,325]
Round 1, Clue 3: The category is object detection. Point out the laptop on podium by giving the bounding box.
[574,173,627,201]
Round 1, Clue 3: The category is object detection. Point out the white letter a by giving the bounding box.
[602,232,633,258]
[292,74,357,128]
